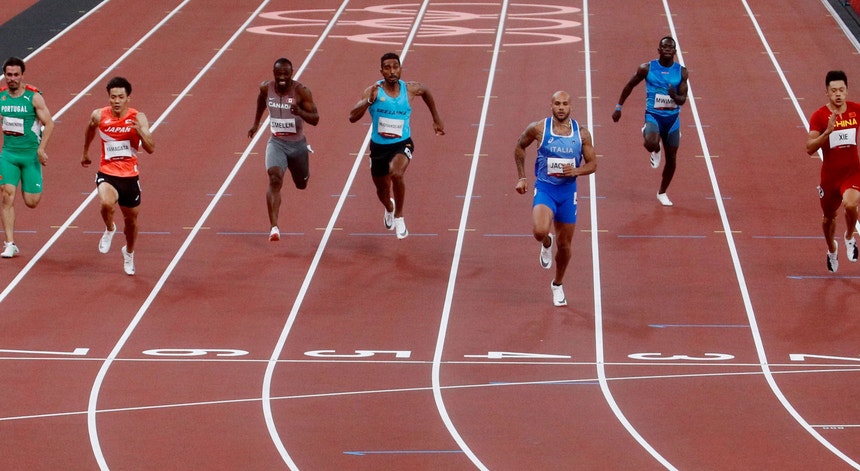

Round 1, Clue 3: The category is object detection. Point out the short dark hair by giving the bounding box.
[659,36,676,47]
[380,52,400,68]
[273,57,292,69]
[106,76,132,95]
[826,70,848,87]
[3,56,25,74]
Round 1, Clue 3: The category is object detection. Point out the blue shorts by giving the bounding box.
[533,180,577,224]
[643,112,681,147]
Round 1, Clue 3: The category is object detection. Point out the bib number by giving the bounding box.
[653,93,678,110]
[547,157,575,176]
[377,117,404,138]
[1,116,24,135]
[270,118,297,136]
[105,140,133,160]
[829,127,857,148]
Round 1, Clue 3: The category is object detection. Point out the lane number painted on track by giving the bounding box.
[305,350,412,359]
[628,353,735,361]
[142,348,248,357]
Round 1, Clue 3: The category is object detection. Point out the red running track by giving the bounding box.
[0,0,859,469]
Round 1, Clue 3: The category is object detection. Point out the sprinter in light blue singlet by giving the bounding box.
[349,52,445,240]
[514,91,597,307]
[611,36,688,207]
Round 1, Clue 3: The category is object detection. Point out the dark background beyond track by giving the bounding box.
[0,0,103,61]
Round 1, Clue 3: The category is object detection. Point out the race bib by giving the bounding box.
[105,140,133,160]
[547,157,576,176]
[653,93,678,110]
[829,127,857,148]
[270,118,297,135]
[377,116,404,138]
[1,116,24,135]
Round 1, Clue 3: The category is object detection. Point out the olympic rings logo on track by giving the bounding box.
[246,3,582,47]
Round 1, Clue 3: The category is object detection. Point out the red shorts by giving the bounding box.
[819,167,860,215]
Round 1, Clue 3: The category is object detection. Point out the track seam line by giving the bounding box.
[10,366,860,423]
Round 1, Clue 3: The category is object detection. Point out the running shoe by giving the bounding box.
[384,198,395,230]
[394,217,408,239]
[1,241,18,258]
[539,233,553,269]
[846,237,858,262]
[650,151,661,169]
[121,246,135,276]
[269,226,280,242]
[827,248,839,273]
[551,282,567,307]
[99,224,116,254]
[656,193,673,207]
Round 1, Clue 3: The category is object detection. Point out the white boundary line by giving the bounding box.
[583,0,678,469]
[431,1,509,469]
[85,2,275,468]
[733,1,860,467]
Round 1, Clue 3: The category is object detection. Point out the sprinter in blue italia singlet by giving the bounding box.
[514,91,597,307]
[611,36,688,207]
[349,52,445,240]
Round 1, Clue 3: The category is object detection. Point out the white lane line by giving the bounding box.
[257,1,352,468]
[84,2,275,469]
[585,0,678,468]
[431,0,509,469]
[737,1,860,467]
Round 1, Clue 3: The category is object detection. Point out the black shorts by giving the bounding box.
[368,138,414,177]
[96,172,141,208]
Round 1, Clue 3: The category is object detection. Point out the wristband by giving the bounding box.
[518,177,527,181]
[615,104,622,111]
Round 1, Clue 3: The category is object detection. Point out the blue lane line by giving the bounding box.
[344,450,465,456]
[650,324,748,328]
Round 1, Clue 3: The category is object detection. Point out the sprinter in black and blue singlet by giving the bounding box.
[514,91,597,307]
[349,52,445,240]
[611,36,688,207]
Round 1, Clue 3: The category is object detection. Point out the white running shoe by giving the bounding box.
[99,224,116,253]
[384,198,395,230]
[269,226,280,242]
[1,241,19,258]
[394,217,408,239]
[551,282,567,307]
[846,237,858,262]
[827,244,839,273]
[539,233,553,269]
[656,193,673,206]
[121,246,135,276]
[650,151,661,168]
